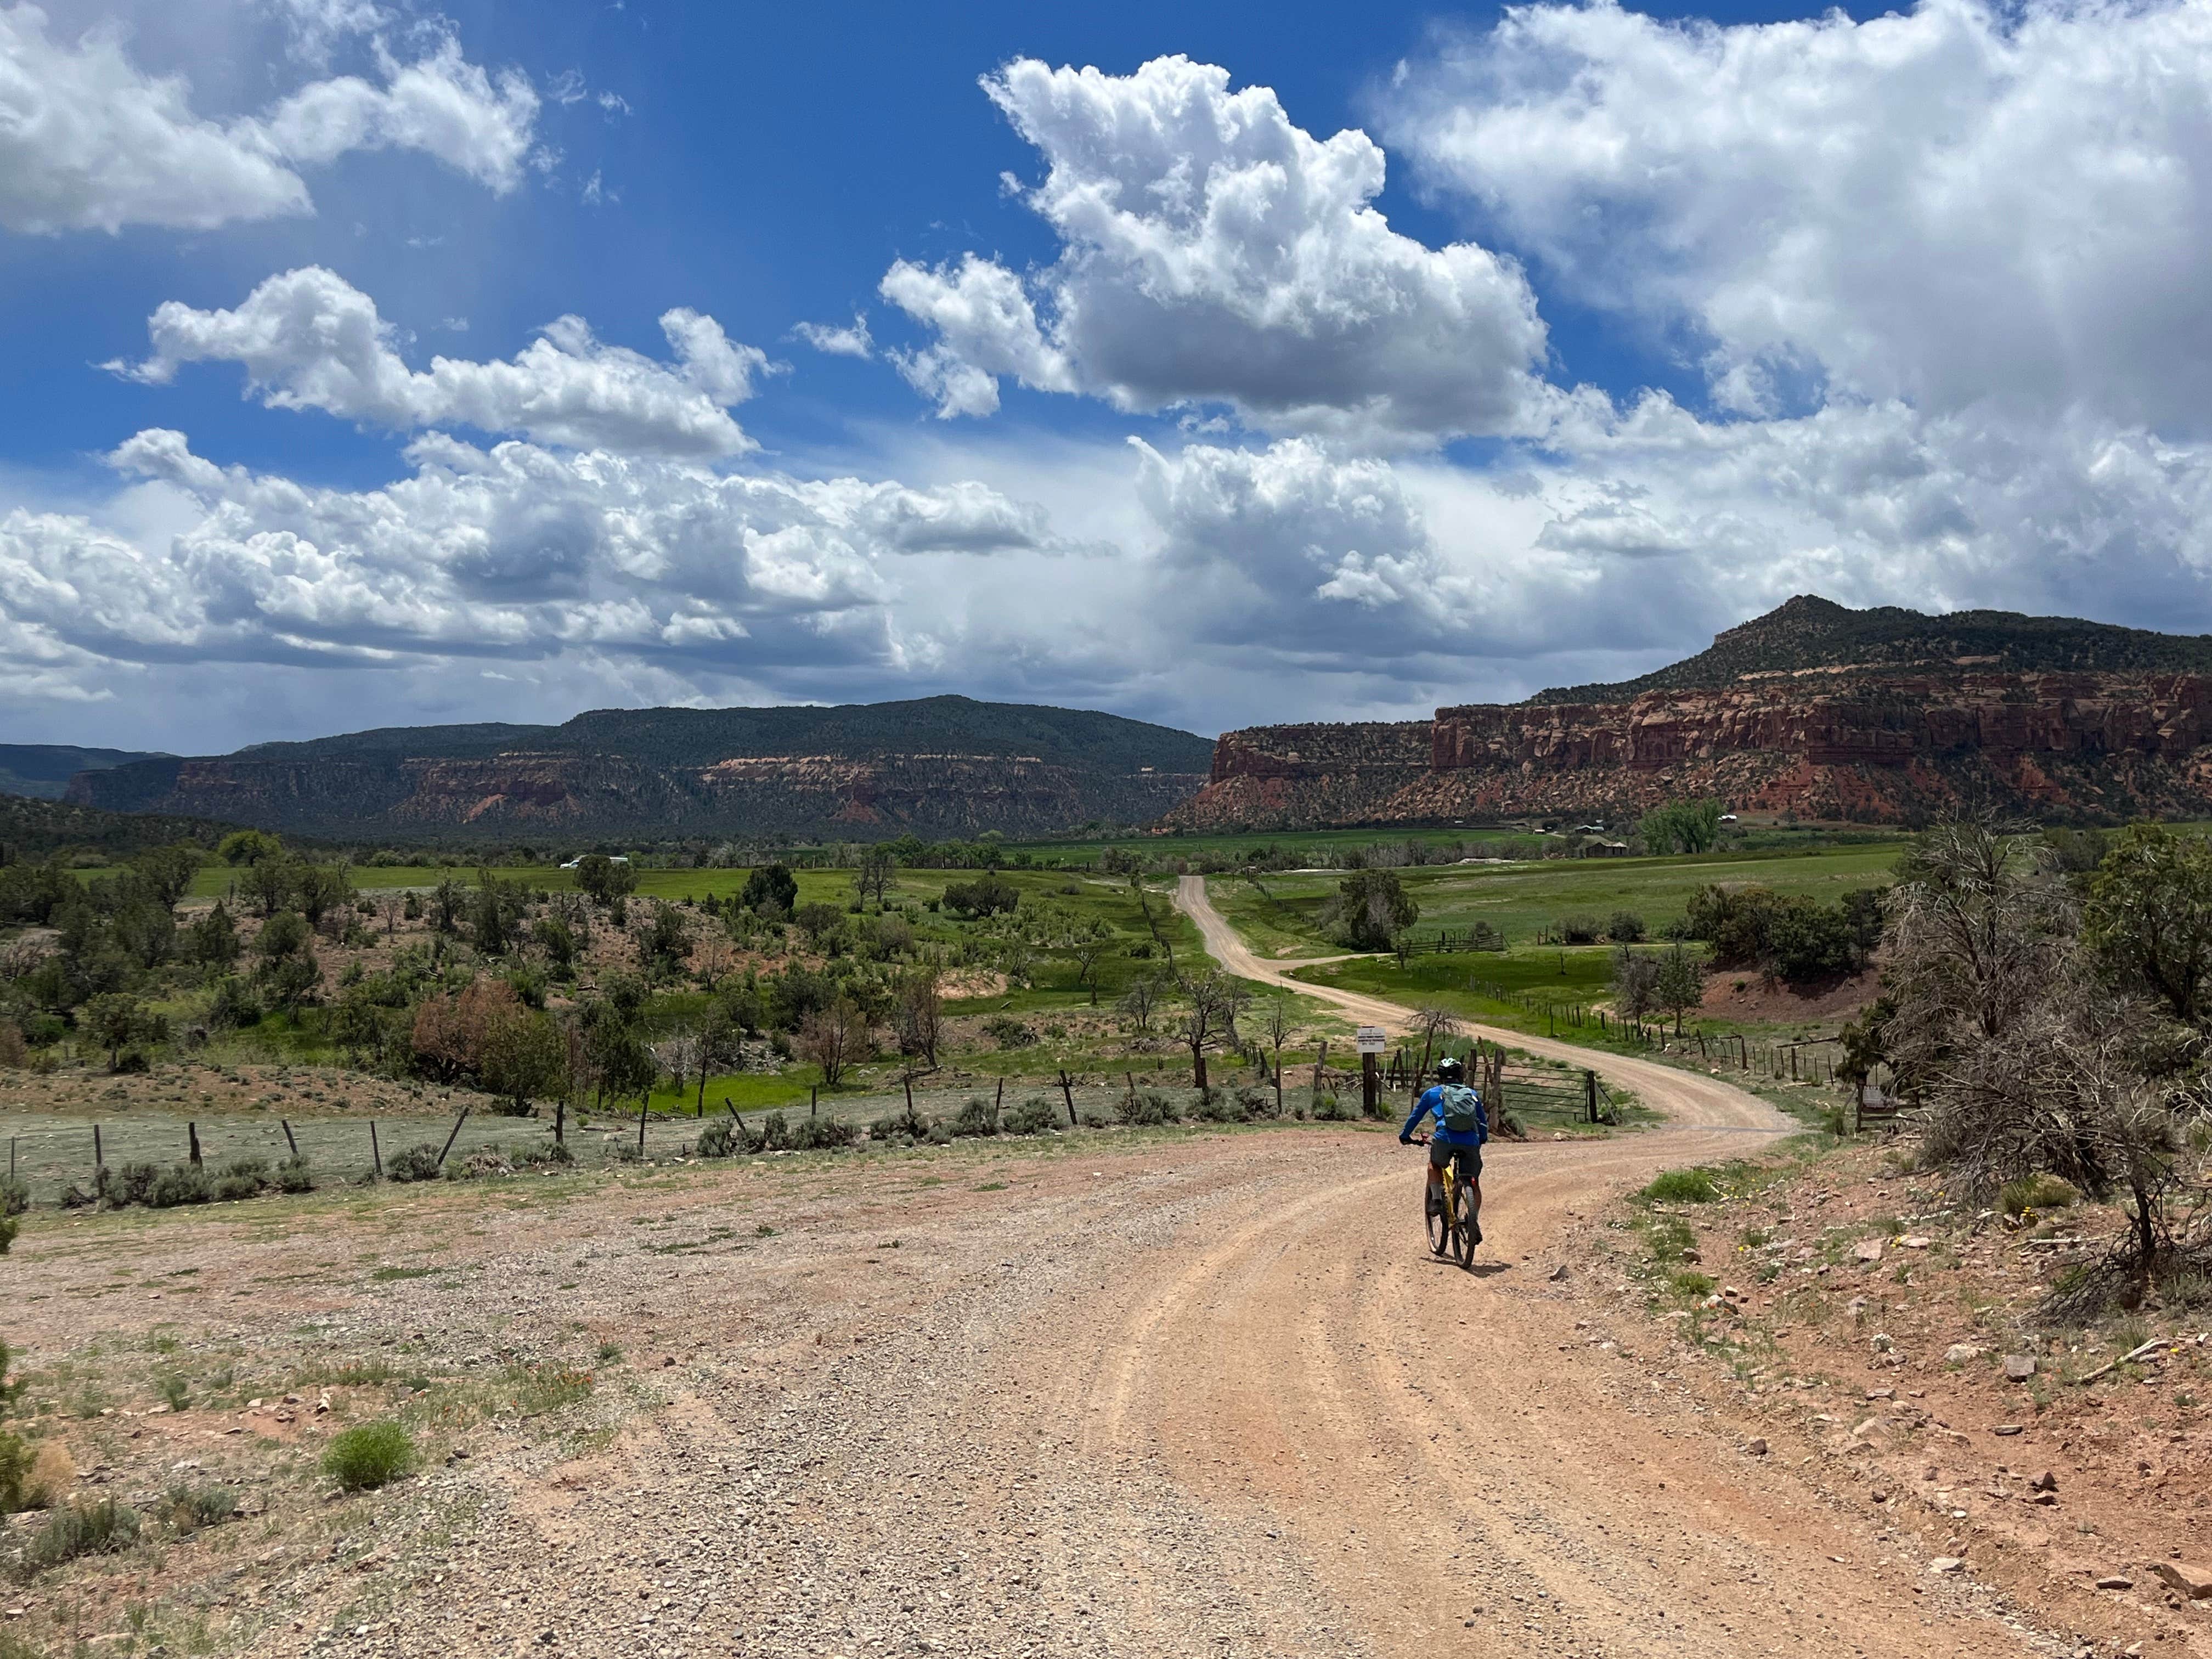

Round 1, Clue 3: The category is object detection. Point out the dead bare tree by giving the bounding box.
[1177,970,1238,1099]
[1413,1004,1460,1077]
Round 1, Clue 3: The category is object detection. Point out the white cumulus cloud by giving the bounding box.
[0,2,539,235]
[879,55,1551,444]
[113,267,772,457]
[1386,0,2212,430]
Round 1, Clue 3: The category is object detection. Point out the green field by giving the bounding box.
[1212,841,1904,954]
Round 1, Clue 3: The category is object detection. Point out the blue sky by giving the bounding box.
[5,0,2212,753]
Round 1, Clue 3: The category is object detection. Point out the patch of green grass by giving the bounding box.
[369,1265,435,1282]
[1669,1269,1717,1299]
[321,1420,415,1492]
[1644,1216,1696,1264]
[1641,1167,1722,1204]
[2001,1173,2079,1217]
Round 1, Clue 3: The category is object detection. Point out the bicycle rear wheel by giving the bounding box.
[1451,1183,1477,1268]
[1425,1182,1449,1255]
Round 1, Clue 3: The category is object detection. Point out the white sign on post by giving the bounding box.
[1355,1025,1389,1054]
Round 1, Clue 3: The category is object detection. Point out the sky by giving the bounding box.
[7,0,2212,754]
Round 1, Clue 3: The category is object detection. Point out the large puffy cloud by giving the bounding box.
[1386,0,2212,427]
[881,55,1551,443]
[0,428,1059,708]
[115,268,771,456]
[0,2,538,234]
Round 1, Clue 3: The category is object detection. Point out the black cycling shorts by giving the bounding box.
[1428,1141,1482,1180]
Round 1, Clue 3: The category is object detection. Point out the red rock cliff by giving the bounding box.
[1172,672,2212,829]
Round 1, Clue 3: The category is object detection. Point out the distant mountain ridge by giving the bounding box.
[1176,596,2212,830]
[0,743,167,800]
[69,696,1214,843]
[1527,595,2212,705]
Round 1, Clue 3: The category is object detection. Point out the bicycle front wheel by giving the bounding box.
[1452,1183,1477,1268]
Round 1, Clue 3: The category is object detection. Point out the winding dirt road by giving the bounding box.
[1176,874,1784,1135]
[90,881,2067,1657]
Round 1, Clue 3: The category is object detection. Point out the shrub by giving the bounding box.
[1607,910,1647,943]
[322,1421,415,1492]
[103,1161,159,1207]
[0,1176,26,1217]
[25,1498,139,1570]
[695,1119,740,1158]
[758,1111,789,1152]
[983,1015,1035,1049]
[0,1433,28,1512]
[163,1481,236,1534]
[1193,1090,1245,1123]
[1640,1167,1721,1204]
[1557,914,1605,945]
[1236,1084,1277,1118]
[273,1155,314,1193]
[1002,1096,1058,1136]
[926,1122,953,1146]
[446,1146,515,1180]
[1669,1269,1717,1299]
[789,1115,856,1151]
[385,1143,444,1183]
[149,1165,212,1207]
[0,1215,13,1255]
[2000,1173,2079,1217]
[950,1097,1000,1137]
[1118,1090,1175,1127]
[517,1140,573,1167]
[215,1156,268,1202]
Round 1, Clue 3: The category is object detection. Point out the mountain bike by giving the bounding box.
[1412,1134,1477,1268]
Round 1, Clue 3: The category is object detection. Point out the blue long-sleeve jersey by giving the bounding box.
[1400,1085,1488,1148]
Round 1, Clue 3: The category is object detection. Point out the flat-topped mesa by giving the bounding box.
[1172,669,2212,831]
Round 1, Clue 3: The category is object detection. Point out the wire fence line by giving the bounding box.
[2,1046,1619,1205]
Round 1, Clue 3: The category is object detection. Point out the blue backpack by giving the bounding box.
[1438,1084,1484,1137]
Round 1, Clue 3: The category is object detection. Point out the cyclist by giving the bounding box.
[1400,1056,1488,1247]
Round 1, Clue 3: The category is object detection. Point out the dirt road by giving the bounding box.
[20,887,2073,1658]
[1177,874,1784,1133]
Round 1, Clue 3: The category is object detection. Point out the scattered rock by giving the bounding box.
[2029,1471,2058,1493]
[1992,1424,2025,1436]
[1547,1264,1570,1283]
[1929,1557,1966,1575]
[2096,1575,2134,1592]
[1853,1238,1886,1263]
[1944,1344,1983,1365]
[1900,1235,1932,1250]
[2151,1561,2212,1600]
[2002,1355,2036,1382]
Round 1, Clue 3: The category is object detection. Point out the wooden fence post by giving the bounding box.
[902,1071,916,1127]
[188,1122,202,1167]
[1311,1039,1329,1109]
[281,1119,298,1158]
[1362,1051,1379,1118]
[636,1099,647,1158]
[93,1124,103,1173]
[1058,1069,1076,1126]
[1584,1070,1598,1124]
[554,1097,565,1145]
[370,1120,383,1178]
[439,1108,471,1168]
